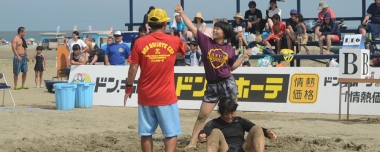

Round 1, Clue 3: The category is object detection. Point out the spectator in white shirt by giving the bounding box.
[264,0,282,31]
[67,31,88,58]
[186,41,203,67]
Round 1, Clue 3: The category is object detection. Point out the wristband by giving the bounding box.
[125,85,133,94]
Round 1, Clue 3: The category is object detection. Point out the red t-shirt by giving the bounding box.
[130,32,186,106]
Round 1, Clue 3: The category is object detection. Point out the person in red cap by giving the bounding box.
[124,8,186,152]
[285,9,298,49]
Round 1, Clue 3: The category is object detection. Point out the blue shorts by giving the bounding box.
[138,102,181,137]
[13,55,28,75]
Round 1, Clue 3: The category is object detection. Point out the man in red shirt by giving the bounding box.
[124,8,186,152]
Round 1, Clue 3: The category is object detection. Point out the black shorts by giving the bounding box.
[358,24,369,31]
[228,143,244,152]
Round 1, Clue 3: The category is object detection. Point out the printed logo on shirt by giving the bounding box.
[141,42,175,63]
[118,48,123,52]
[249,15,257,21]
[207,48,228,69]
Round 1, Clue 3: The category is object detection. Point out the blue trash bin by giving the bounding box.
[53,83,77,110]
[74,82,96,108]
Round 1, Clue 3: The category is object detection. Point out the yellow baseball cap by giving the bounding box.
[148,8,171,23]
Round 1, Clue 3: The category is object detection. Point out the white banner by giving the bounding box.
[69,65,380,115]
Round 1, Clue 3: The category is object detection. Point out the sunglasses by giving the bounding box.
[290,13,298,16]
[249,6,256,8]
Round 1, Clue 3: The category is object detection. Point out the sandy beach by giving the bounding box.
[1,45,380,152]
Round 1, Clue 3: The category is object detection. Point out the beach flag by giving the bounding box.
[57,26,60,33]
[110,26,113,35]
[74,25,77,31]
[89,25,92,31]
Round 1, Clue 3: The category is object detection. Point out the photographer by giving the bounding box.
[318,12,340,55]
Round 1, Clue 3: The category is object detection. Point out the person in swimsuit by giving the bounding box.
[70,44,88,65]
[32,46,46,88]
[12,27,29,90]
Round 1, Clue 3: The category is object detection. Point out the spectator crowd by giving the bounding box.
[55,0,380,67]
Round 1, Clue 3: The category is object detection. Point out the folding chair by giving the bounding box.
[0,73,15,107]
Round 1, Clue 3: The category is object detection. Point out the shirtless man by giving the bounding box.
[85,35,94,51]
[12,27,29,90]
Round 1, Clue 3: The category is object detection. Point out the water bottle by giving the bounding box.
[243,46,249,62]
[369,33,372,41]
[312,33,315,42]
[248,33,255,42]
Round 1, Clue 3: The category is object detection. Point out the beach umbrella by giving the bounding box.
[29,38,35,41]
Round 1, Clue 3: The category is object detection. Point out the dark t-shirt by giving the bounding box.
[143,14,148,25]
[231,21,247,30]
[286,18,298,31]
[130,36,140,50]
[367,3,380,24]
[199,117,269,145]
[244,9,263,33]
[244,9,262,22]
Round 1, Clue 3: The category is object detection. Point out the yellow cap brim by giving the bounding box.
[149,17,171,23]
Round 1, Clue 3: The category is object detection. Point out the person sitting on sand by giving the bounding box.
[198,97,277,152]
[70,44,88,65]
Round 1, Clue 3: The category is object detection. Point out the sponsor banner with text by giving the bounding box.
[69,66,380,115]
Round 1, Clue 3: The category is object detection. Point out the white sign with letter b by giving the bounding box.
[339,49,370,79]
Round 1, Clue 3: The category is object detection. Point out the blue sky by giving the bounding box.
[0,0,375,31]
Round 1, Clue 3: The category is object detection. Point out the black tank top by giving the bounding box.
[35,54,43,64]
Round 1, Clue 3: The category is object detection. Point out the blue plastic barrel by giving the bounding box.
[74,82,96,108]
[53,83,77,110]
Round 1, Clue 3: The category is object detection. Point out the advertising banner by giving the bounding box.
[69,66,380,115]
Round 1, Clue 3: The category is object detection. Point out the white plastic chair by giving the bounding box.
[0,73,15,107]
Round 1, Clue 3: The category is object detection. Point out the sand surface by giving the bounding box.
[1,45,380,152]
